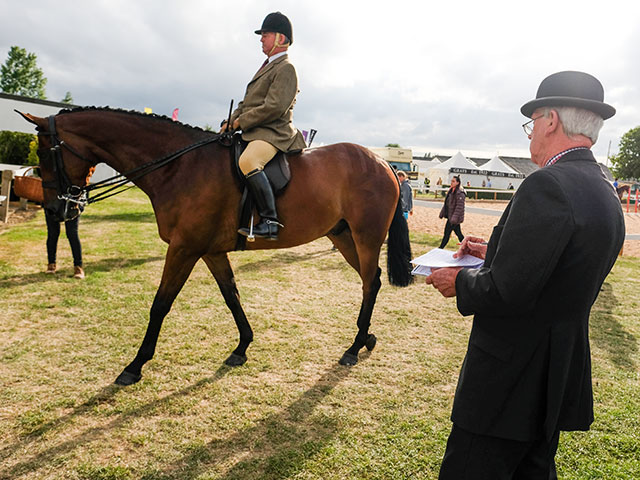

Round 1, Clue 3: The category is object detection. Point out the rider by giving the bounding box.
[221,11,306,240]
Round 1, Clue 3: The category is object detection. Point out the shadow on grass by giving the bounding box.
[80,211,156,224]
[158,356,364,480]
[0,255,165,289]
[235,248,338,274]
[0,365,232,479]
[590,282,637,371]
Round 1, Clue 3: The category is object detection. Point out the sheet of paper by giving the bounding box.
[411,248,484,276]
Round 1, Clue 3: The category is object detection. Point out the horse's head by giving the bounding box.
[17,110,96,222]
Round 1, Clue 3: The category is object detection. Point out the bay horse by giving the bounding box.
[19,107,413,386]
[616,184,630,201]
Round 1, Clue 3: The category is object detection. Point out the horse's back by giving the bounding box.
[260,142,399,247]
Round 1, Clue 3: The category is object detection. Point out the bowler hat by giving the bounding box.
[520,71,615,120]
[255,12,293,44]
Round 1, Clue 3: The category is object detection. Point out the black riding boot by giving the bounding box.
[238,169,282,240]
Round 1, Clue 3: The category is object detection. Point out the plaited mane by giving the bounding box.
[57,106,209,134]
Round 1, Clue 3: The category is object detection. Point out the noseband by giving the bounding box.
[40,116,91,220]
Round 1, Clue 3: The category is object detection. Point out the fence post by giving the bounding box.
[627,190,630,213]
[1,170,14,223]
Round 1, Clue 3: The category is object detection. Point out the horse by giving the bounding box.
[616,184,630,201]
[18,107,413,386]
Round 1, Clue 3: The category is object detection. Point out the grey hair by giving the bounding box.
[541,106,604,144]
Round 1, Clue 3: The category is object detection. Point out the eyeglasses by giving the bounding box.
[522,115,545,136]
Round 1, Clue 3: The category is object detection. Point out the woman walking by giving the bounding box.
[438,175,465,249]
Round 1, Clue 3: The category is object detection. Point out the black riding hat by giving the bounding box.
[255,12,293,44]
[520,71,615,120]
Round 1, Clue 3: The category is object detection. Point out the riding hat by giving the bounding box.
[520,71,615,120]
[255,12,293,44]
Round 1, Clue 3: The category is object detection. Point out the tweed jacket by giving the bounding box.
[452,149,624,442]
[230,54,306,152]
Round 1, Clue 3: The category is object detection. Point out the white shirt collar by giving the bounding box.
[267,51,288,63]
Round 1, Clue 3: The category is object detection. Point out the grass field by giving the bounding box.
[1,189,638,480]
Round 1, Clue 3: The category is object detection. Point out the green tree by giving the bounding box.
[0,46,47,99]
[385,143,401,148]
[61,91,73,104]
[611,126,640,179]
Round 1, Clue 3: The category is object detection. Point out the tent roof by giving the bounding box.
[480,155,518,174]
[434,151,479,170]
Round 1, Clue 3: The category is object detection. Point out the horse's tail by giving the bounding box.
[387,197,414,287]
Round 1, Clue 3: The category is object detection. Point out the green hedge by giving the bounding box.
[0,130,36,165]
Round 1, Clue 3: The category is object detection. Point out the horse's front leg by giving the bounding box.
[202,252,253,366]
[115,244,199,385]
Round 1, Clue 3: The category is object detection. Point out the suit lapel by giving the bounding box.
[249,54,288,83]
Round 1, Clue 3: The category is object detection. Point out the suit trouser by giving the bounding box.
[438,424,560,480]
[439,220,464,249]
[238,139,278,175]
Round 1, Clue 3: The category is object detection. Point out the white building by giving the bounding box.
[0,92,118,183]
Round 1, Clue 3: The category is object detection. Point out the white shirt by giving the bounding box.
[267,51,288,64]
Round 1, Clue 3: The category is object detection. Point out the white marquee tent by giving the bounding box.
[426,151,483,187]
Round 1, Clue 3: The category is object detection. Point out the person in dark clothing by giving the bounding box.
[397,170,413,220]
[438,175,465,248]
[44,209,84,279]
[426,71,624,479]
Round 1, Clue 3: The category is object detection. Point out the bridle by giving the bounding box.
[39,115,232,217]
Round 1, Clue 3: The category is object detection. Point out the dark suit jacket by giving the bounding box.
[231,54,307,152]
[452,149,625,442]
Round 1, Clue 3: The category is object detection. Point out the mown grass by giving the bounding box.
[0,188,638,479]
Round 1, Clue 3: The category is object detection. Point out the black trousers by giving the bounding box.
[45,210,83,267]
[439,220,464,249]
[439,424,560,480]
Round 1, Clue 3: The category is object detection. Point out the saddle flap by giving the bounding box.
[233,134,291,195]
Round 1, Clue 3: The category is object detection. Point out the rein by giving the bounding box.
[42,114,232,207]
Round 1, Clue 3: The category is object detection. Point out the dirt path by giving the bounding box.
[409,199,640,257]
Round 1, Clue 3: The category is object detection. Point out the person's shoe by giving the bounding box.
[73,266,85,279]
[46,263,56,274]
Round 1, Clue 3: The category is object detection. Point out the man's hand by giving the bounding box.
[454,236,488,260]
[425,267,461,297]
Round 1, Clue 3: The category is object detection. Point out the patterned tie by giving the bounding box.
[257,59,268,73]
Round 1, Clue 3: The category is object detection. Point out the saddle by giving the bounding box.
[232,134,301,250]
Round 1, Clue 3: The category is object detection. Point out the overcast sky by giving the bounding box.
[2,0,638,162]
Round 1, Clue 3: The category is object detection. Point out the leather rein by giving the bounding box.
[40,115,232,208]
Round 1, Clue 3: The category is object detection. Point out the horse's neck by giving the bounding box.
[85,119,200,199]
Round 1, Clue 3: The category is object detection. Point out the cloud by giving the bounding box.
[2,0,639,162]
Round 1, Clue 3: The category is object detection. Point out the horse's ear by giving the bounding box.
[15,110,46,128]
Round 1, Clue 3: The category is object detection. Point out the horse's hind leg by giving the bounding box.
[332,230,382,366]
[202,252,253,366]
[115,244,199,385]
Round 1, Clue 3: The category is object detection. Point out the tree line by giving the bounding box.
[0,46,72,166]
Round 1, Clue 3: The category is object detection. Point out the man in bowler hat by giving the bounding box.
[222,12,306,240]
[426,71,625,478]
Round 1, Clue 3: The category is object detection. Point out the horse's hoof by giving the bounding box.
[365,334,377,351]
[339,352,358,366]
[224,353,247,367]
[114,370,142,386]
